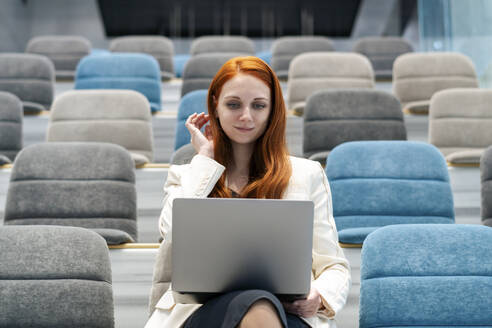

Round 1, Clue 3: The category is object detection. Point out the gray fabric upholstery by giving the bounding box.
[0,225,114,327]
[287,52,375,115]
[393,52,479,114]
[271,36,335,79]
[4,142,137,243]
[0,53,55,113]
[47,90,154,165]
[304,89,406,164]
[481,146,492,227]
[149,240,172,315]
[170,143,197,165]
[429,88,492,164]
[181,53,244,97]
[190,36,255,56]
[352,37,413,79]
[26,35,91,79]
[109,36,174,80]
[0,91,22,161]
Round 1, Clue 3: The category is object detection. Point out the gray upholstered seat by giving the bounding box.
[393,52,478,114]
[4,142,137,244]
[0,92,22,162]
[482,146,492,227]
[429,88,492,164]
[170,143,197,165]
[190,36,255,56]
[304,89,406,164]
[149,239,172,315]
[26,35,91,79]
[46,90,154,166]
[271,36,335,79]
[109,36,175,80]
[0,53,55,113]
[0,225,114,327]
[287,52,375,115]
[352,36,413,80]
[181,53,244,97]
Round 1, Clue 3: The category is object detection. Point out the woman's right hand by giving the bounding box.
[185,112,214,158]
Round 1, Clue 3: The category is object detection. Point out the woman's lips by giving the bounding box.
[235,127,254,132]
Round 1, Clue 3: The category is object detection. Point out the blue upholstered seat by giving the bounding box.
[173,54,191,78]
[75,53,162,112]
[360,224,492,327]
[325,141,454,245]
[174,89,208,151]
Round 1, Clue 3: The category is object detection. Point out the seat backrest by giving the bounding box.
[75,53,162,112]
[353,37,413,77]
[175,89,208,150]
[287,52,374,110]
[4,142,137,243]
[181,53,244,96]
[26,35,91,76]
[271,36,334,78]
[482,146,492,227]
[303,89,406,159]
[393,52,478,109]
[47,90,154,165]
[325,141,455,233]
[0,92,22,161]
[190,36,255,56]
[360,224,492,327]
[0,53,54,112]
[0,225,114,327]
[429,88,492,149]
[109,36,174,79]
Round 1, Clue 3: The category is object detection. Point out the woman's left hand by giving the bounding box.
[282,286,322,318]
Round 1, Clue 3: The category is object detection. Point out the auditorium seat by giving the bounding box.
[109,36,175,80]
[393,52,478,114]
[75,53,162,112]
[181,53,244,97]
[0,92,22,163]
[174,54,191,78]
[271,36,335,79]
[352,36,413,80]
[304,89,406,164]
[3,142,138,244]
[287,52,374,115]
[175,89,208,151]
[190,35,255,56]
[360,224,492,327]
[0,225,114,327]
[326,141,454,246]
[481,146,492,227]
[47,90,154,166]
[26,35,91,79]
[0,53,55,113]
[148,240,172,315]
[429,88,492,165]
[171,143,197,165]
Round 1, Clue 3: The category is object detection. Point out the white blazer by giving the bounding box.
[146,155,351,328]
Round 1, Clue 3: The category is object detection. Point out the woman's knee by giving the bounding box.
[239,299,283,328]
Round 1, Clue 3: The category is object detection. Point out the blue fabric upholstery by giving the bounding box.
[174,54,191,78]
[174,89,208,150]
[75,53,162,112]
[360,224,492,327]
[256,51,272,65]
[326,141,454,244]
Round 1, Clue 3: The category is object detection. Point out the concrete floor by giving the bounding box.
[0,78,483,328]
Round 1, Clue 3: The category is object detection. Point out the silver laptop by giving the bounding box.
[171,198,314,303]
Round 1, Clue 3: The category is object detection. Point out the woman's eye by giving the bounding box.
[253,103,266,109]
[226,102,240,109]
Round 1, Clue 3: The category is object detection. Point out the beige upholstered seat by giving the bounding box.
[47,90,154,165]
[190,36,255,56]
[393,52,478,114]
[287,52,374,115]
[429,88,492,165]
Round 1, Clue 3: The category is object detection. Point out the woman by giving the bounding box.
[146,56,350,328]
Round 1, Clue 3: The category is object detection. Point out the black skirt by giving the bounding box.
[183,289,309,328]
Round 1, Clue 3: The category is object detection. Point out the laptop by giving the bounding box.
[171,197,314,303]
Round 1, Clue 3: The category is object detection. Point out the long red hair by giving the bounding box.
[207,56,291,199]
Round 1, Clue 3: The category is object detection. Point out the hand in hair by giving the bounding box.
[282,286,322,318]
[185,112,214,158]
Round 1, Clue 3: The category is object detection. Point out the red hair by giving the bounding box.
[207,56,292,199]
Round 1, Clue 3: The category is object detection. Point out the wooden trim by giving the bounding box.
[339,242,362,248]
[402,107,429,115]
[0,164,13,169]
[24,110,50,116]
[136,163,171,169]
[108,243,160,249]
[447,162,480,168]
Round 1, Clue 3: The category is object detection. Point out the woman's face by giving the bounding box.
[215,73,271,147]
